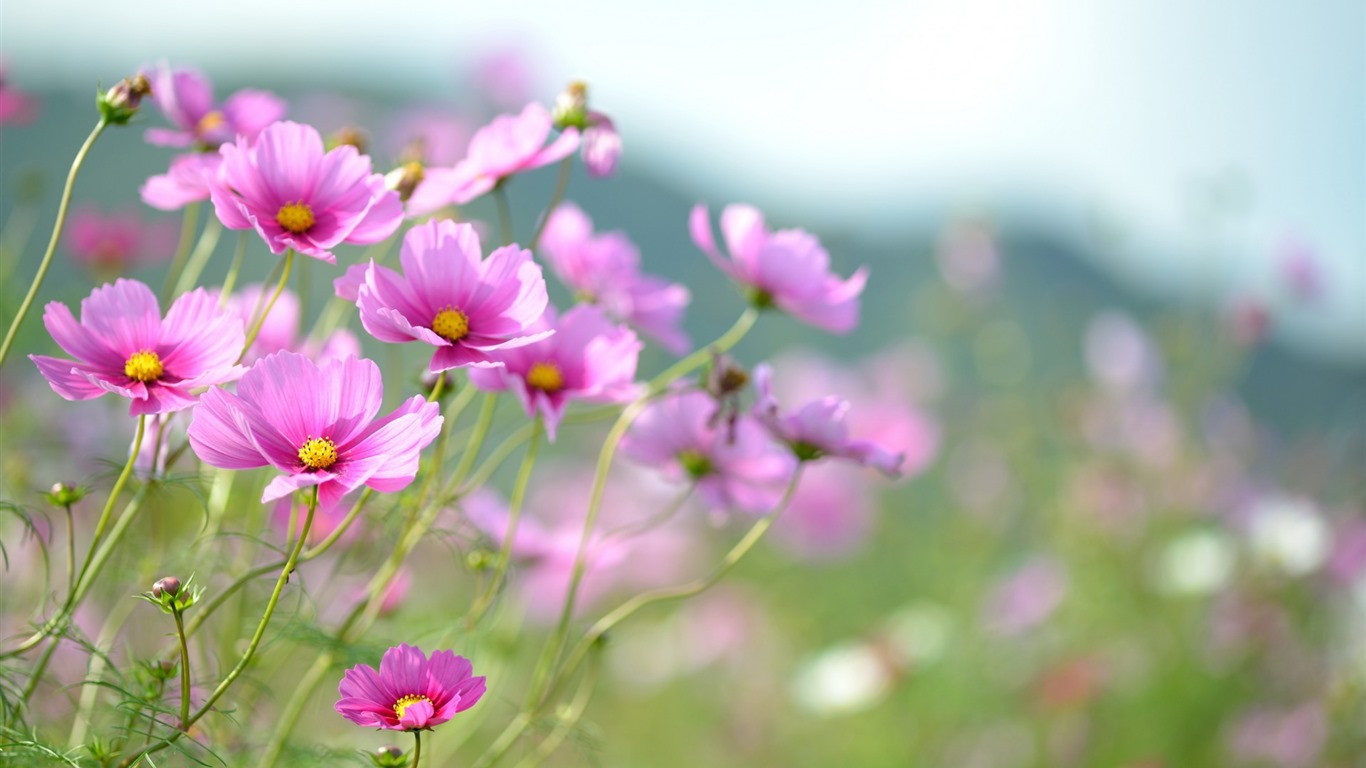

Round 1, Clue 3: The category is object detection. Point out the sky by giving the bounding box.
[3,0,1363,362]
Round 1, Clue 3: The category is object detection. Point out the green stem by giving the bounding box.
[465,418,542,628]
[67,595,136,747]
[450,393,499,491]
[525,308,759,707]
[171,214,223,297]
[494,184,514,246]
[512,648,600,768]
[412,730,423,768]
[238,249,294,362]
[162,202,201,301]
[172,609,191,729]
[218,232,248,307]
[120,486,319,766]
[63,503,76,595]
[0,118,108,370]
[528,158,571,252]
[255,650,334,768]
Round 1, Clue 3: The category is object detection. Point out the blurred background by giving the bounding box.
[2,2,1364,766]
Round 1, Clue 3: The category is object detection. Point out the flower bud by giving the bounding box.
[705,355,749,398]
[371,745,406,768]
[327,126,369,154]
[97,73,151,125]
[385,161,425,203]
[45,481,87,507]
[552,80,590,130]
[152,576,181,598]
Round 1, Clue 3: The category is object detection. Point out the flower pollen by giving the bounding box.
[276,201,315,234]
[196,110,225,136]
[124,350,164,382]
[525,361,564,392]
[298,436,338,470]
[431,306,470,342]
[393,693,432,721]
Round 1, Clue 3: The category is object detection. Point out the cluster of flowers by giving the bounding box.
[7,62,910,764]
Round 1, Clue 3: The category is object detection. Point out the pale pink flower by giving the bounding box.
[753,363,903,476]
[144,65,284,149]
[690,203,867,333]
[141,153,222,211]
[580,112,621,178]
[769,463,875,561]
[983,557,1068,635]
[408,103,580,215]
[208,121,402,263]
[30,279,244,416]
[540,203,690,353]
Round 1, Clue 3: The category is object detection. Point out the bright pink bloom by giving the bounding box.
[141,153,222,211]
[144,65,284,149]
[187,352,441,511]
[30,279,244,416]
[753,363,903,476]
[209,120,402,263]
[335,644,486,731]
[65,207,176,272]
[408,103,579,215]
[351,219,551,372]
[581,112,621,178]
[690,204,867,333]
[469,305,641,441]
[540,203,691,353]
[621,390,796,514]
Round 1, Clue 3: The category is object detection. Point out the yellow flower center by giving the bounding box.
[123,350,164,382]
[526,361,564,392]
[196,110,226,135]
[276,201,315,234]
[393,693,432,721]
[431,306,470,342]
[297,437,338,470]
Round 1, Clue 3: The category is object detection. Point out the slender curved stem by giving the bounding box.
[0,119,107,370]
[465,418,542,628]
[513,648,600,768]
[493,184,514,246]
[162,202,201,301]
[172,608,191,729]
[171,214,223,297]
[238,249,293,362]
[528,158,571,252]
[63,503,76,595]
[218,232,248,307]
[120,486,319,766]
[412,730,423,768]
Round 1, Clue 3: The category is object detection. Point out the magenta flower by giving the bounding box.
[141,153,222,211]
[187,352,441,510]
[208,120,403,263]
[753,364,903,477]
[144,65,285,149]
[351,219,551,372]
[469,304,642,440]
[335,644,486,731]
[65,207,176,272]
[29,279,244,416]
[690,203,867,333]
[621,390,796,514]
[540,203,691,354]
[408,103,580,215]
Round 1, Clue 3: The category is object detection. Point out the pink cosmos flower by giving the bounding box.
[187,352,441,511]
[407,104,580,215]
[209,120,403,263]
[335,644,486,731]
[581,112,621,178]
[621,390,796,514]
[141,153,222,211]
[540,203,691,353]
[144,65,285,149]
[350,219,551,372]
[469,304,641,441]
[65,207,176,272]
[753,363,903,476]
[30,279,244,416]
[689,204,867,333]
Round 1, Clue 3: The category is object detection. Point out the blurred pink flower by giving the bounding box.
[385,107,473,167]
[144,65,285,149]
[753,363,903,476]
[141,153,222,211]
[335,644,486,731]
[1276,235,1322,302]
[0,66,39,125]
[983,557,1068,635]
[226,284,360,364]
[690,203,867,333]
[408,103,580,214]
[468,45,537,111]
[539,203,691,353]
[65,207,177,272]
[1227,702,1325,768]
[935,219,1000,295]
[351,219,551,371]
[30,279,244,416]
[187,352,442,511]
[271,492,362,547]
[621,390,796,514]
[469,304,641,441]
[769,462,875,561]
[209,121,402,263]
[1327,518,1366,585]
[1083,311,1161,393]
[581,112,621,178]
[1225,297,1271,346]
